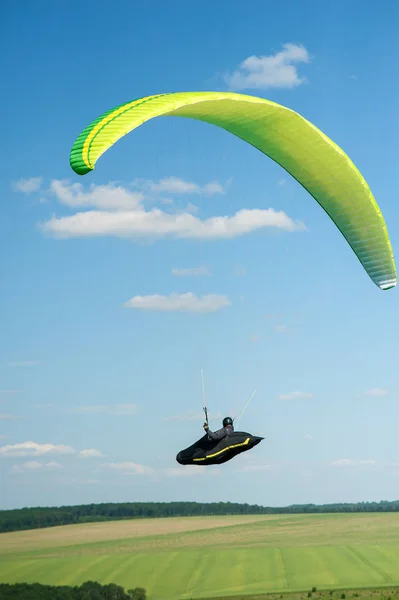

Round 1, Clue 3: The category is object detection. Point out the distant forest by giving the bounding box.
[0,500,398,533]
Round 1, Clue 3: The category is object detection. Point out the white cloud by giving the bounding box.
[79,448,103,458]
[184,202,199,214]
[249,334,261,343]
[12,177,42,194]
[0,441,75,457]
[12,460,61,473]
[38,180,305,240]
[165,466,205,477]
[163,410,223,422]
[71,404,138,415]
[172,265,211,277]
[232,264,247,277]
[203,182,225,195]
[124,292,230,313]
[364,388,389,397]
[225,43,310,90]
[49,177,224,213]
[103,462,153,475]
[236,464,271,472]
[50,180,143,210]
[304,434,313,441]
[330,458,377,467]
[40,206,304,240]
[133,176,225,197]
[278,391,312,400]
[8,361,39,367]
[0,414,22,421]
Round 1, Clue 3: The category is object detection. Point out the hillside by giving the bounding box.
[1,499,398,533]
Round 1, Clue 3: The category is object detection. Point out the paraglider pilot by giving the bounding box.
[204,417,234,440]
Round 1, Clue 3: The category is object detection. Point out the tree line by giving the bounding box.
[0,500,398,533]
[0,581,146,599]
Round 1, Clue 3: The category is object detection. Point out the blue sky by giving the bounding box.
[1,0,399,510]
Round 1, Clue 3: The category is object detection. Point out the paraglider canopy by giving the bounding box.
[69,90,397,291]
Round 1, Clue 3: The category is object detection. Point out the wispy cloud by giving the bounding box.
[50,180,143,210]
[364,388,389,397]
[132,176,225,197]
[330,458,377,468]
[183,202,199,214]
[0,414,22,421]
[165,466,206,477]
[0,441,75,457]
[12,460,61,473]
[274,323,292,334]
[163,410,223,422]
[0,389,23,395]
[8,361,39,367]
[224,43,310,90]
[304,434,313,441]
[124,292,230,313]
[232,264,247,277]
[235,464,272,472]
[249,334,261,343]
[71,403,138,415]
[71,404,138,415]
[264,313,283,320]
[48,177,224,212]
[79,448,103,458]
[12,177,43,194]
[278,391,312,400]
[171,264,211,277]
[103,462,153,475]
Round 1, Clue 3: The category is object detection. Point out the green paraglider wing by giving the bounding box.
[69,91,397,290]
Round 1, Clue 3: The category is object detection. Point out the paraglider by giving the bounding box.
[69,90,397,290]
[176,429,264,466]
[176,374,263,467]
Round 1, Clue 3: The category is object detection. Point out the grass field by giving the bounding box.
[0,513,398,600]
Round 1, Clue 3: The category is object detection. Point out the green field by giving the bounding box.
[0,513,398,600]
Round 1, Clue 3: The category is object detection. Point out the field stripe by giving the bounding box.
[186,549,213,596]
[276,548,289,589]
[101,554,143,586]
[348,546,393,583]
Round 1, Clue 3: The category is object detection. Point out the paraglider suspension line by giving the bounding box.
[234,389,257,427]
[201,369,208,427]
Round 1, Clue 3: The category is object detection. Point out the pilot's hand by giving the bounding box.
[203,422,209,431]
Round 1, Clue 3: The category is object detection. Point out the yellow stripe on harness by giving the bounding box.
[193,437,250,462]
